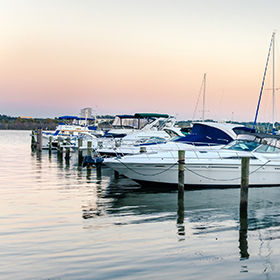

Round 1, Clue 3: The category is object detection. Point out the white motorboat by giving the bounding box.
[97,121,255,157]
[81,113,184,152]
[103,133,280,188]
[32,115,101,149]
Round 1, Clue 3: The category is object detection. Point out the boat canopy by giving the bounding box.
[58,115,77,120]
[59,115,96,121]
[115,115,136,119]
[134,113,170,119]
[112,115,148,129]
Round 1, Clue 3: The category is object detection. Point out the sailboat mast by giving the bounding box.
[253,34,274,129]
[272,32,276,134]
[202,73,206,122]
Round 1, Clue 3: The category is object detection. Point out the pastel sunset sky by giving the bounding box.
[1,0,280,122]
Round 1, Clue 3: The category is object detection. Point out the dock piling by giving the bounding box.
[49,136,53,153]
[114,170,119,179]
[239,156,250,259]
[87,141,92,156]
[57,138,63,161]
[65,147,71,160]
[240,157,250,218]
[36,128,42,151]
[78,139,83,165]
[31,130,37,149]
[178,150,185,194]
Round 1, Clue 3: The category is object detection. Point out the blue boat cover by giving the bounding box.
[173,123,254,146]
[59,115,96,121]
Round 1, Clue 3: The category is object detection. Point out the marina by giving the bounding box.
[2,130,280,279]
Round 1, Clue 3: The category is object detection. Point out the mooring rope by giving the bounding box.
[115,157,271,182]
[184,160,271,182]
[116,157,178,176]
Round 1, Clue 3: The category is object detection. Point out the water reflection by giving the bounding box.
[96,166,102,182]
[258,234,274,278]
[65,154,70,167]
[86,167,92,181]
[177,191,185,240]
[36,149,42,161]
[239,189,249,260]
[239,212,249,260]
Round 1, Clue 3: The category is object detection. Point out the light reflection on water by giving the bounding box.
[1,131,280,279]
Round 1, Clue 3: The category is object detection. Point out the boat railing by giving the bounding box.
[136,148,256,163]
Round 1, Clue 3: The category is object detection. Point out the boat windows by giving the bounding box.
[233,127,255,135]
[111,115,158,130]
[224,140,259,151]
[254,145,280,153]
[224,139,280,153]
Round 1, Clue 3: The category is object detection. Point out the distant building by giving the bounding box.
[80,108,92,119]
[20,116,33,119]
[79,108,94,126]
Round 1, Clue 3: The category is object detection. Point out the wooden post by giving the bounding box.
[31,130,36,149]
[240,157,250,218]
[78,138,83,165]
[49,136,53,153]
[177,150,185,239]
[239,156,250,259]
[64,137,71,161]
[87,141,92,156]
[37,127,42,151]
[57,138,63,161]
[65,147,70,160]
[86,141,92,170]
[178,150,185,194]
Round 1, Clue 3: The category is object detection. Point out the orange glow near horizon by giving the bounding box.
[1,1,280,122]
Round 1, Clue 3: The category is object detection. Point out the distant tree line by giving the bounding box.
[0,115,59,130]
[0,114,115,130]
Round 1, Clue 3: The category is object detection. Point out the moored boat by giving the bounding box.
[103,133,280,188]
[97,121,255,157]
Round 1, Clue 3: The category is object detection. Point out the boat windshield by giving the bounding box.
[112,116,150,129]
[224,139,280,153]
[224,140,260,152]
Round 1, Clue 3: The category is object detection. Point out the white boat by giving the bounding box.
[81,113,184,152]
[32,116,101,149]
[97,121,255,157]
[103,133,280,188]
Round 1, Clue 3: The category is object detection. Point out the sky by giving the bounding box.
[1,0,280,122]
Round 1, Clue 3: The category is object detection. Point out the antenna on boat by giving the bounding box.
[253,32,275,132]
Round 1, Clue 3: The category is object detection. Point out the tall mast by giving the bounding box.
[272,32,276,134]
[202,73,206,122]
[253,33,274,129]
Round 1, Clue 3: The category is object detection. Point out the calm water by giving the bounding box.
[2,131,280,279]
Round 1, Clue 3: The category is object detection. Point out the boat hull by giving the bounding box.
[104,159,280,188]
